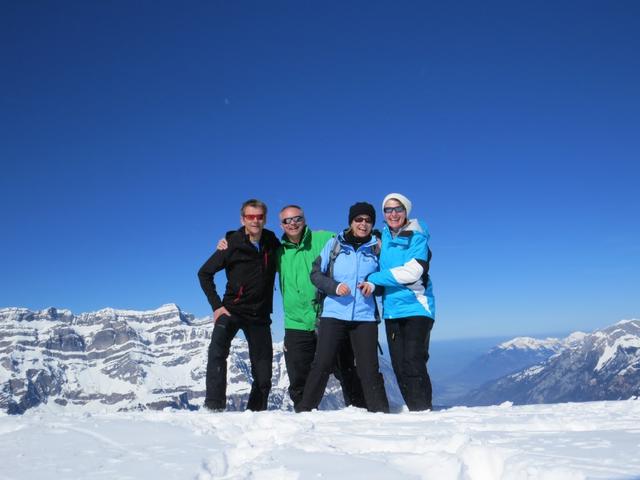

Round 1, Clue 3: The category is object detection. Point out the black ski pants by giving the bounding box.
[385,316,434,411]
[284,328,365,410]
[205,313,273,411]
[296,318,389,413]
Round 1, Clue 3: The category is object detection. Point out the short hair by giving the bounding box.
[279,204,304,215]
[241,199,268,216]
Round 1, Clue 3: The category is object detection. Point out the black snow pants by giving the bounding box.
[205,313,273,411]
[296,318,389,413]
[284,328,365,410]
[385,316,434,411]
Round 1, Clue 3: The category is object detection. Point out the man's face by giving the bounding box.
[241,206,266,237]
[383,199,407,230]
[279,207,306,241]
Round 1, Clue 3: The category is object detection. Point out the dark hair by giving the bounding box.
[241,199,268,216]
[279,204,304,214]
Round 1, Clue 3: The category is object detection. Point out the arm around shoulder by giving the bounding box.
[368,232,429,287]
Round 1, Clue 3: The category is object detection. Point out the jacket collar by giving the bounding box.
[384,219,427,240]
[280,225,310,249]
[236,226,276,247]
[337,229,378,250]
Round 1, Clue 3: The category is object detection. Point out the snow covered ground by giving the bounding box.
[2,399,640,480]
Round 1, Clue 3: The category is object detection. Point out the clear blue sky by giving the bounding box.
[2,1,639,340]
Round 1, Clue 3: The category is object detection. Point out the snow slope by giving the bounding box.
[2,399,640,480]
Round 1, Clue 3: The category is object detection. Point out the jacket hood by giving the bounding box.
[386,218,430,242]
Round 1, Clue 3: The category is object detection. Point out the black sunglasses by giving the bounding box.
[383,206,406,214]
[281,215,304,225]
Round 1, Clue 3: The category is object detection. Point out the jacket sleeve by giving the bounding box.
[309,240,341,295]
[368,233,430,287]
[197,249,228,311]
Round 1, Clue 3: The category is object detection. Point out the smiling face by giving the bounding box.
[350,214,373,238]
[279,206,306,243]
[241,205,266,240]
[383,198,407,231]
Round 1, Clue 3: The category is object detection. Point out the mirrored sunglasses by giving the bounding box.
[244,214,264,221]
[281,215,304,225]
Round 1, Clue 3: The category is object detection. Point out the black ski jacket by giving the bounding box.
[198,227,280,320]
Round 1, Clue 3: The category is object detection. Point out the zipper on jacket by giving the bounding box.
[233,285,244,303]
[351,245,359,320]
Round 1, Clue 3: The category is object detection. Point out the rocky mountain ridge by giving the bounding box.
[0,305,402,414]
[463,319,640,405]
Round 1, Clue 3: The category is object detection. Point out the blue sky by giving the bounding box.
[1,1,639,340]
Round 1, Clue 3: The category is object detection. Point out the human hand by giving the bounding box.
[336,283,351,296]
[214,306,231,322]
[216,238,228,250]
[358,282,374,297]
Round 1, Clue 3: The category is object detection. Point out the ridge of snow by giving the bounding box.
[594,334,640,372]
[615,318,640,326]
[86,303,182,317]
[495,336,561,351]
[0,304,183,319]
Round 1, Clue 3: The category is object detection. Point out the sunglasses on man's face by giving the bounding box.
[383,206,406,214]
[281,215,304,225]
[353,216,373,224]
[244,214,264,221]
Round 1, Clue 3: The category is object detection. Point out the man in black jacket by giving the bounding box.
[198,199,280,411]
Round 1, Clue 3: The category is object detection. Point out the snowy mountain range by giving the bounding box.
[462,319,640,405]
[3,304,638,414]
[0,304,402,414]
[433,332,585,405]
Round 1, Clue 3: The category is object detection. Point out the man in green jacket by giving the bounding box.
[277,205,364,409]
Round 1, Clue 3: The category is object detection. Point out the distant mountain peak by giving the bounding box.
[462,318,640,406]
[494,336,562,352]
[615,318,640,326]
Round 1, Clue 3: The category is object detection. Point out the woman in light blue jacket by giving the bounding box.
[295,202,389,413]
[367,193,435,411]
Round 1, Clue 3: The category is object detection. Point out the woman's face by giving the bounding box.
[384,198,407,231]
[350,214,373,238]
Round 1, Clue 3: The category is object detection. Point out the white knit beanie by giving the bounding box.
[382,193,412,217]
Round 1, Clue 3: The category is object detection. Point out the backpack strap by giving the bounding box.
[313,237,342,321]
[326,237,341,278]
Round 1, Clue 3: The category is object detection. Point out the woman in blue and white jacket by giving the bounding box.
[296,202,389,413]
[367,193,436,411]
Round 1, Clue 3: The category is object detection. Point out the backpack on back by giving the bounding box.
[312,238,341,319]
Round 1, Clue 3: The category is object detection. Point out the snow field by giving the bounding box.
[1,399,639,479]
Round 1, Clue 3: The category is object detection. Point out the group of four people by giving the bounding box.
[197,193,435,413]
